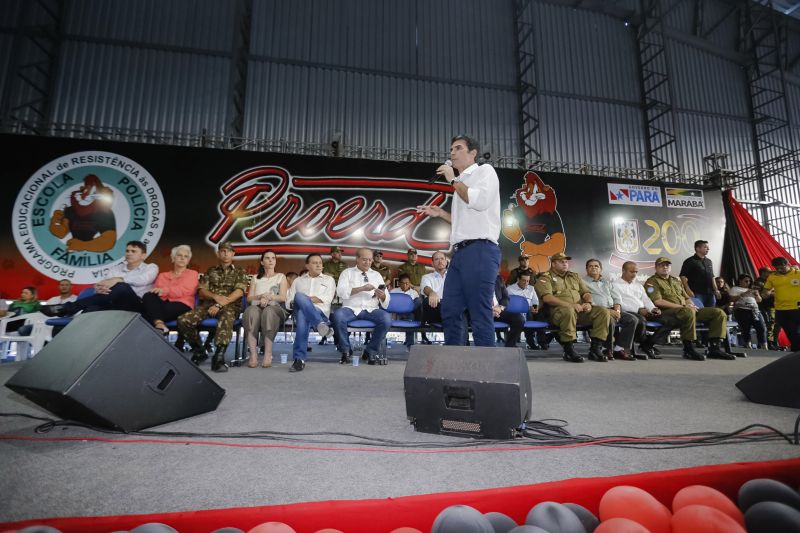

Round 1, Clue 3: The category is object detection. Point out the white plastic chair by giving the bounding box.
[0,312,53,361]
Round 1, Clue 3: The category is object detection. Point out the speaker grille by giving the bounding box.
[442,419,481,433]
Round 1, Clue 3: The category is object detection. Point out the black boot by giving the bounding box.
[587,338,608,362]
[190,342,208,365]
[682,340,706,361]
[707,339,735,360]
[339,350,352,364]
[211,345,229,372]
[562,341,584,363]
[723,336,747,358]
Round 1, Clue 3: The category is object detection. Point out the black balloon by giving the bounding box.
[129,525,179,533]
[431,505,494,533]
[739,478,800,512]
[508,526,550,533]
[563,503,599,533]
[526,501,586,533]
[485,511,519,533]
[744,501,800,533]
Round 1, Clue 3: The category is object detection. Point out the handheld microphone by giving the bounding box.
[428,160,453,183]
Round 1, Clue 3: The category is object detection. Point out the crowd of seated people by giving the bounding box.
[17,238,790,375]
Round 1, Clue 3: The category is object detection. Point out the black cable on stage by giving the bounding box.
[1,412,797,451]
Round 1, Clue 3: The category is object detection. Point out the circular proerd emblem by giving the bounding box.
[12,151,165,283]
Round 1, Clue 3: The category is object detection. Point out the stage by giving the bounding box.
[1,340,798,529]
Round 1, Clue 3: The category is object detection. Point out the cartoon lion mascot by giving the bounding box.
[49,174,117,252]
[502,171,566,273]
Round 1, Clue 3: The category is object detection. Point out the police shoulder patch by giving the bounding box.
[646,286,655,294]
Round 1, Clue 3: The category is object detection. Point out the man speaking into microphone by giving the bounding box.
[417,135,501,346]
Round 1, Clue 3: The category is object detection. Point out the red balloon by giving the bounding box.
[672,485,745,526]
[595,517,652,533]
[388,529,423,533]
[248,523,297,533]
[671,504,746,533]
[313,530,344,533]
[599,485,671,533]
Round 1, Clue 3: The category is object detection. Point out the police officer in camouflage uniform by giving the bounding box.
[398,248,427,292]
[322,246,348,283]
[534,252,610,362]
[178,242,249,372]
[371,250,392,284]
[643,257,733,361]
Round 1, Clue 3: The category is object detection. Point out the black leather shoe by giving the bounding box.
[707,344,736,360]
[211,347,228,372]
[588,340,608,362]
[562,342,584,363]
[289,359,305,372]
[339,351,352,364]
[639,342,659,359]
[682,341,706,361]
[190,343,208,365]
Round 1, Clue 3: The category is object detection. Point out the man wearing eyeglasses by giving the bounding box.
[333,248,392,365]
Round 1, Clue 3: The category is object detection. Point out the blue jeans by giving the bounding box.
[291,293,328,361]
[694,293,716,308]
[333,306,391,356]
[442,240,500,347]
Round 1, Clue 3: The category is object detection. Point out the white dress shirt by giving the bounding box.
[450,163,501,245]
[613,278,657,313]
[109,261,159,298]
[337,267,391,313]
[420,270,447,298]
[286,272,336,316]
[391,287,419,300]
[507,283,539,307]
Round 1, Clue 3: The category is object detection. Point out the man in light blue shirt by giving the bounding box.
[584,258,637,360]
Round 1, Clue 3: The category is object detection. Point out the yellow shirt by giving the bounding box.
[764,271,800,311]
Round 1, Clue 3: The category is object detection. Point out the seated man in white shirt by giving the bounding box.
[285,253,336,372]
[420,251,448,327]
[332,248,391,365]
[390,273,420,348]
[41,240,158,316]
[44,279,78,305]
[506,272,540,349]
[613,260,663,360]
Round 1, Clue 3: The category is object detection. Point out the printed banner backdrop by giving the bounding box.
[2,134,725,300]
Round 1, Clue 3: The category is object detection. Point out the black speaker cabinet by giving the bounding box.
[403,345,532,439]
[5,311,225,431]
[736,351,800,409]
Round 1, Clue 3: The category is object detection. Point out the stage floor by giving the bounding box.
[1,341,798,523]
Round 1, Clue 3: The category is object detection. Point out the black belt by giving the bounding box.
[453,239,491,252]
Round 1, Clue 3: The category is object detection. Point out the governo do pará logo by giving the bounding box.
[12,151,165,283]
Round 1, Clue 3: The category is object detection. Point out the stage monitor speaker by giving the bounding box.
[5,311,225,432]
[403,345,531,439]
[735,351,800,408]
